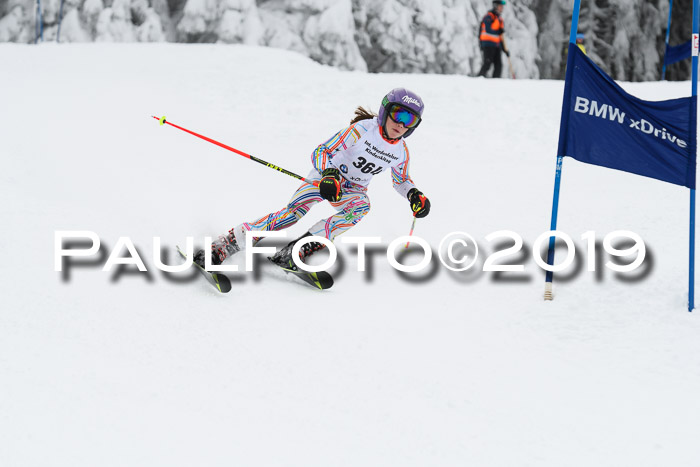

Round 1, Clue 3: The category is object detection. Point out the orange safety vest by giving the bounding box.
[479,11,503,45]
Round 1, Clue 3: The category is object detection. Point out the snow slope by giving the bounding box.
[2,43,700,466]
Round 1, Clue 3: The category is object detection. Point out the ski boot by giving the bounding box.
[269,232,326,271]
[193,230,240,269]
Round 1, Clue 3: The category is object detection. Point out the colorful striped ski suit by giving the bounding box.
[230,117,416,246]
[311,117,416,198]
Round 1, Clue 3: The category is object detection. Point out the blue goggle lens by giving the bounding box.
[388,106,421,129]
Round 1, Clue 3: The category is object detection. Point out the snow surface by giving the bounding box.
[2,43,700,466]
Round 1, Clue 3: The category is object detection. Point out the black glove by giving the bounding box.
[407,188,430,218]
[319,167,342,202]
[504,49,510,57]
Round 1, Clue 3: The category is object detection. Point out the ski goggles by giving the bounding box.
[388,105,421,129]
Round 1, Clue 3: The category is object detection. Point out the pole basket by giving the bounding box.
[544,282,553,301]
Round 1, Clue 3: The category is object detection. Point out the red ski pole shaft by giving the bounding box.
[152,116,319,187]
[404,215,417,248]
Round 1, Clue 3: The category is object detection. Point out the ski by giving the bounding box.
[267,257,334,290]
[177,246,232,293]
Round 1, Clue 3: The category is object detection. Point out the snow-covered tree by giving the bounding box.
[665,0,692,81]
[0,0,693,81]
[258,0,366,71]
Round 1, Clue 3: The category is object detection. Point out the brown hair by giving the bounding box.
[350,106,377,124]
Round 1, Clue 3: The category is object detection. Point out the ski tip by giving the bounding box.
[267,257,334,290]
[175,245,186,259]
[213,273,232,293]
[305,271,334,290]
[316,272,334,290]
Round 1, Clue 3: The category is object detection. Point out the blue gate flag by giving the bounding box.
[664,39,692,66]
[557,44,697,189]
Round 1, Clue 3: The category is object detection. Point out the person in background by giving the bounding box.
[478,0,510,78]
[576,33,586,54]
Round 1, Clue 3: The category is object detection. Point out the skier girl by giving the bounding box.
[194,87,431,270]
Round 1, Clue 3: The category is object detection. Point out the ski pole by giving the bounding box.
[507,56,516,79]
[501,35,515,79]
[152,116,319,187]
[404,215,417,248]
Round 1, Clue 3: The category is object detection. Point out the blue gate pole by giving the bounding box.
[34,0,43,44]
[544,0,581,300]
[689,0,698,311]
[662,0,674,80]
[691,190,696,311]
[544,155,564,299]
[35,0,39,43]
[57,0,65,43]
